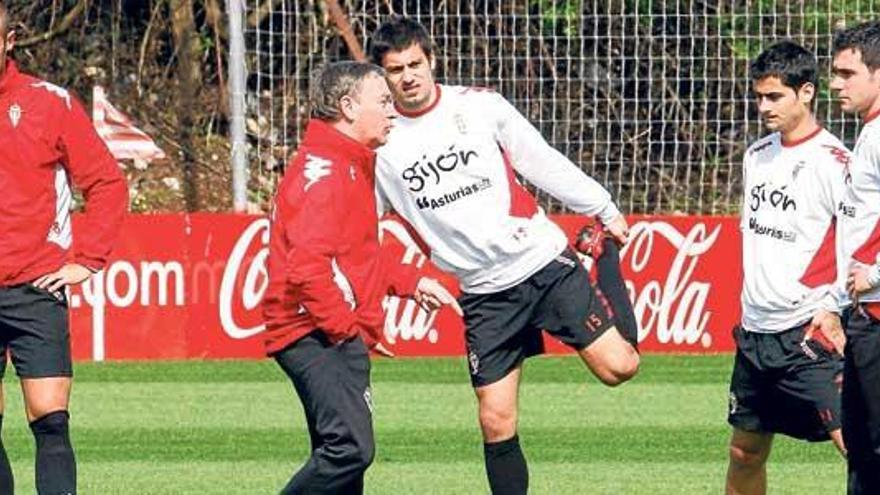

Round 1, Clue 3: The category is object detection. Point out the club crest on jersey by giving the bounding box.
[7,104,21,128]
[791,161,805,181]
[453,113,468,134]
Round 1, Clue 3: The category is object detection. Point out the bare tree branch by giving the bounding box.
[16,0,87,48]
[325,0,365,61]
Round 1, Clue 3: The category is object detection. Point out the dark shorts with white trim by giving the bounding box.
[460,248,614,388]
[727,323,842,441]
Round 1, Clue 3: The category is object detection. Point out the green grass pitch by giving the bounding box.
[0,355,844,493]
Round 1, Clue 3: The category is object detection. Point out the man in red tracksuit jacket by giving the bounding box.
[0,6,128,494]
[262,61,460,494]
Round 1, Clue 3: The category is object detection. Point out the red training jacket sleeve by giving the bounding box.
[58,94,128,270]
[380,244,424,298]
[283,173,360,343]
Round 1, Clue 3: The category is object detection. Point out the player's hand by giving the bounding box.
[32,263,94,292]
[372,342,395,358]
[806,309,845,356]
[414,277,463,316]
[605,214,630,246]
[847,266,874,298]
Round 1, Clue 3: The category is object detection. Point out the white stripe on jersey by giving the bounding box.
[46,164,73,250]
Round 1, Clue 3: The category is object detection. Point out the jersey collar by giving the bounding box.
[301,118,376,170]
[781,126,822,148]
[395,84,442,118]
[864,106,880,125]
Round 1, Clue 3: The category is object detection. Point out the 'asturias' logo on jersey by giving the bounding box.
[747,217,797,242]
[749,183,796,212]
[416,178,492,210]
[839,201,856,218]
[402,145,479,192]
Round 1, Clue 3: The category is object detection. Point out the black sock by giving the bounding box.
[0,415,13,494]
[484,434,528,495]
[595,238,639,348]
[30,411,75,495]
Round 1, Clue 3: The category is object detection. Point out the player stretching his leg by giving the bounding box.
[368,17,639,494]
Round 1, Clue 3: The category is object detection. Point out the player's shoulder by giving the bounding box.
[282,148,345,198]
[746,133,778,158]
[859,119,880,146]
[21,76,75,112]
[445,84,501,104]
[812,129,853,168]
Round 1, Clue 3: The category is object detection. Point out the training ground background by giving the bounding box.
[0,355,844,493]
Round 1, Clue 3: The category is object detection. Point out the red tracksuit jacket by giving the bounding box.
[0,61,128,285]
[262,119,423,355]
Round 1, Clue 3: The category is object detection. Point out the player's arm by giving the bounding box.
[739,151,751,231]
[378,245,462,316]
[818,149,849,315]
[489,92,621,226]
[35,91,129,291]
[807,149,850,356]
[282,175,361,344]
[849,141,880,296]
[373,175,459,311]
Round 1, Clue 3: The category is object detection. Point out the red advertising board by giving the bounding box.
[68,214,742,361]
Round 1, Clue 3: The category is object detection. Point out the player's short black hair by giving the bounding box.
[833,21,880,72]
[369,16,434,66]
[750,41,818,96]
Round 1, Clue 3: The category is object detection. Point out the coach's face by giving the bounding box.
[753,76,812,133]
[342,73,397,149]
[380,43,437,112]
[831,48,880,118]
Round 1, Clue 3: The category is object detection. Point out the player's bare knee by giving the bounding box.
[728,443,768,469]
[479,407,517,441]
[596,352,639,387]
[614,352,640,382]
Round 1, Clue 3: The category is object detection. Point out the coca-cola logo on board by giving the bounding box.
[220,218,270,339]
[620,221,721,348]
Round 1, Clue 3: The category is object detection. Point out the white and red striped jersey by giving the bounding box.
[374,84,620,294]
[838,111,880,304]
[740,128,849,332]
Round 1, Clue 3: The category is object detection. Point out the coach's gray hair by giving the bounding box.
[310,61,385,121]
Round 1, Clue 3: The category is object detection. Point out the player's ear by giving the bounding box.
[4,30,14,54]
[798,82,816,105]
[870,65,880,84]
